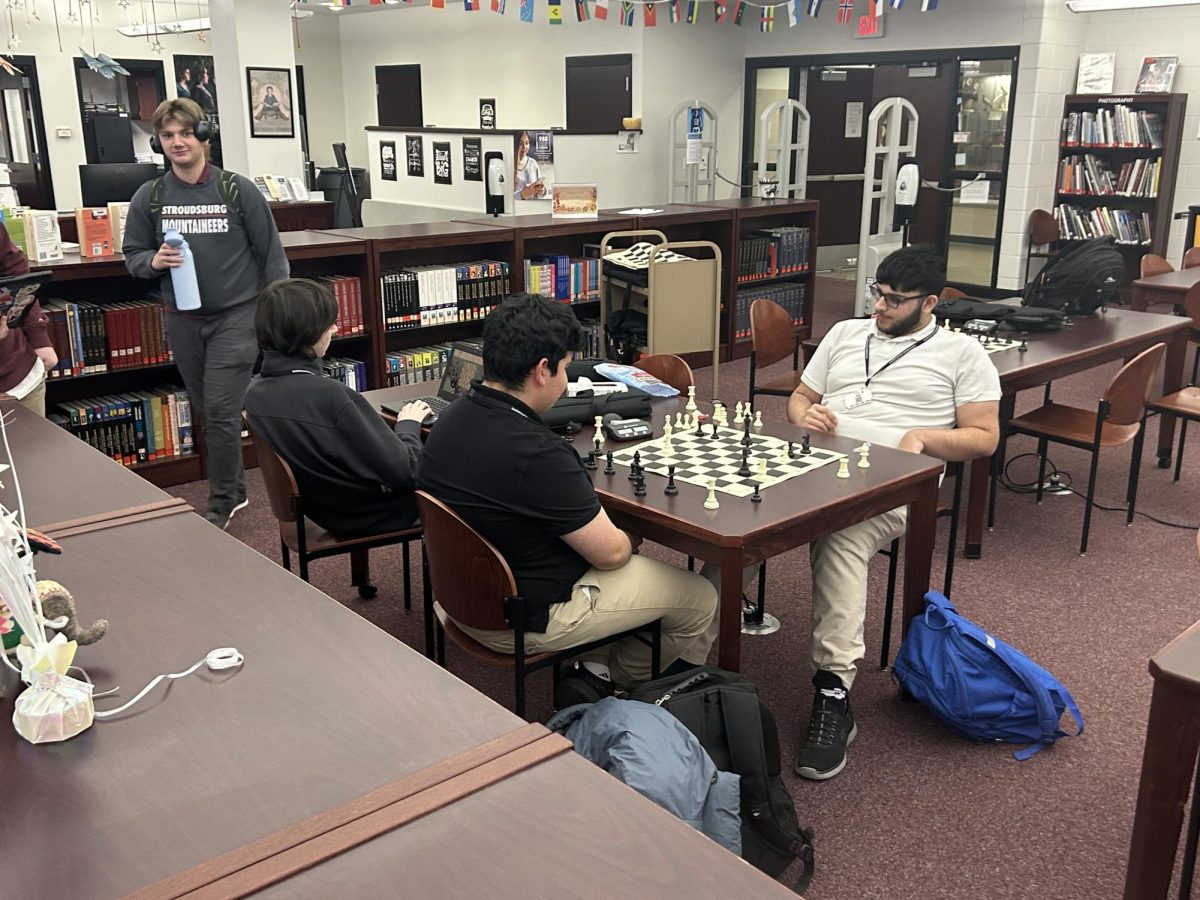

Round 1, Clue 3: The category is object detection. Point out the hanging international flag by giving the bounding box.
[520,0,534,20]
[549,0,563,22]
[576,0,590,19]
[491,0,506,11]
[890,0,903,7]
[714,0,726,22]
[760,6,774,31]
[668,0,680,21]
[686,0,699,23]
[870,0,883,14]
[595,0,608,18]
[464,0,479,10]
[789,0,801,25]
[644,2,657,25]
[369,0,384,6]
[620,0,635,24]
[733,0,747,24]
[431,0,444,8]
[836,0,852,23]
[922,0,937,8]
[808,0,822,16]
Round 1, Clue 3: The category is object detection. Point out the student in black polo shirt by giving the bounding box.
[417,293,718,687]
[245,278,431,537]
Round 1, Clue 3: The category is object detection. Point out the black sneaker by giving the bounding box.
[794,681,857,781]
[554,661,616,709]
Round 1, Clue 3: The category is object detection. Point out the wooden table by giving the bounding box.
[367,386,942,673]
[1124,618,1200,900]
[1131,267,1200,312]
[0,399,181,531]
[0,513,525,898]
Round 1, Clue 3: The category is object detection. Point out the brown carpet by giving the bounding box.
[168,278,1200,898]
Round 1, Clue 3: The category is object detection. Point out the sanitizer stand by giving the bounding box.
[669,100,718,204]
[755,99,810,200]
[854,98,918,317]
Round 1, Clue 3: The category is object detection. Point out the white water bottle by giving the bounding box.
[163,228,201,311]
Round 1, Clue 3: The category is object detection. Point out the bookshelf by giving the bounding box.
[1054,93,1187,285]
[37,231,374,488]
[56,200,335,245]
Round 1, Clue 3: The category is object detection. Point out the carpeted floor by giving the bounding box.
[168,278,1200,899]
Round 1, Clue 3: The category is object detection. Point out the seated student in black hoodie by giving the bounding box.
[245,278,430,537]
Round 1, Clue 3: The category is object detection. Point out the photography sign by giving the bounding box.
[405,135,424,178]
[432,141,452,185]
[463,137,482,182]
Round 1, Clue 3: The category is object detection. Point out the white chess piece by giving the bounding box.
[857,442,871,468]
[663,419,674,441]
[733,401,745,426]
[836,457,850,479]
[757,456,768,480]
[703,479,720,510]
[685,385,698,413]
[714,402,728,428]
[594,416,605,447]
[753,410,763,430]
[675,411,684,429]
[661,435,673,458]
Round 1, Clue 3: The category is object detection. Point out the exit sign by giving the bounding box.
[857,13,885,38]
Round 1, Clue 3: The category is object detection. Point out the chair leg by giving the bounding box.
[298,553,310,583]
[650,619,662,678]
[422,546,435,660]
[944,472,964,598]
[280,541,291,572]
[402,541,412,612]
[350,548,377,599]
[1175,418,1190,483]
[1127,417,1148,526]
[687,555,695,572]
[1191,346,1199,385]
[988,427,1009,531]
[435,621,446,666]
[880,539,900,671]
[1035,438,1049,505]
[1080,447,1102,557]
[742,561,770,627]
[514,655,526,719]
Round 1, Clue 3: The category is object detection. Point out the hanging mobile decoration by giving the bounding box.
[86,0,96,56]
[6,6,19,52]
[50,0,62,51]
[196,0,204,41]
[149,0,162,52]
[66,0,78,23]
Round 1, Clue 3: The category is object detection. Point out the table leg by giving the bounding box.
[899,475,938,648]
[1157,330,1186,467]
[1123,677,1200,900]
[964,456,990,560]
[715,548,746,672]
[1130,286,1148,313]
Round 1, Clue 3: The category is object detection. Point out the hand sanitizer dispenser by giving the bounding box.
[485,151,506,216]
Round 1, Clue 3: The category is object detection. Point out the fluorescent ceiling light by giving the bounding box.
[1067,0,1200,11]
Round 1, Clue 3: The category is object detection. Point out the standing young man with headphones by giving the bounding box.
[124,98,289,529]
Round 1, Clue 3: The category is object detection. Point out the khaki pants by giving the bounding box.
[458,554,719,687]
[809,507,907,689]
[17,377,46,418]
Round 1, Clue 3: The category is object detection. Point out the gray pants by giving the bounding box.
[165,302,257,517]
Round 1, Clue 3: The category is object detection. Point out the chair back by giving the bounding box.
[415,490,518,632]
[636,354,694,392]
[750,298,798,369]
[1184,282,1200,330]
[940,286,967,300]
[1028,209,1059,247]
[247,423,300,525]
[1140,253,1174,279]
[1104,343,1167,426]
[1184,247,1200,270]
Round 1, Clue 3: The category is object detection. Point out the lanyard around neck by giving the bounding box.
[863,324,939,389]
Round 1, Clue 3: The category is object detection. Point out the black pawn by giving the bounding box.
[1019,331,1028,353]
[750,482,762,503]
[584,449,597,470]
[633,473,647,497]
[604,450,615,475]
[629,450,641,480]
[737,446,752,478]
[695,416,704,438]
[594,435,602,457]
[710,421,719,440]
[801,433,811,455]
[787,440,796,460]
[664,464,679,496]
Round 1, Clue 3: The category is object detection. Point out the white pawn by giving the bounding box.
[703,479,720,510]
[753,410,763,431]
[836,457,850,479]
[734,401,745,426]
[675,411,684,429]
[593,415,605,447]
[857,442,871,468]
[685,385,698,413]
[757,455,768,480]
[661,435,673,459]
[714,402,728,428]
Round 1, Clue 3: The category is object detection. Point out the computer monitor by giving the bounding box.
[78,163,160,207]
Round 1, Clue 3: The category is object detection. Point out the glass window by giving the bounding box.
[751,67,790,181]
[954,60,1011,174]
[946,177,1001,285]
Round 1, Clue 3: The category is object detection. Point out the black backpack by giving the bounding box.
[933,297,1068,333]
[1023,236,1124,315]
[630,667,815,893]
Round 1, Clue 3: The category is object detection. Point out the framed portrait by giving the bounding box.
[1136,57,1178,94]
[246,66,294,139]
[1076,52,1115,95]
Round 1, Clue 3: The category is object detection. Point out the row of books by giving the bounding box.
[380,261,510,331]
[1054,204,1152,245]
[1060,107,1164,148]
[384,344,452,387]
[317,275,366,335]
[323,357,368,392]
[733,282,806,341]
[2,207,67,265]
[251,174,310,203]
[43,299,171,378]
[1058,154,1161,198]
[524,254,602,303]
[71,204,132,258]
[47,386,194,468]
[579,318,604,359]
[736,227,811,283]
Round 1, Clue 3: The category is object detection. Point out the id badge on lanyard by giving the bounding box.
[844,385,873,410]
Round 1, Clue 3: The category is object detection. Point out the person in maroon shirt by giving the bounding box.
[0,226,55,416]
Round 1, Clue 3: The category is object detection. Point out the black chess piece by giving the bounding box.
[584,449,597,470]
[710,421,718,440]
[633,473,647,497]
[629,450,641,480]
[604,450,615,475]
[801,433,811,455]
[750,482,762,503]
[787,440,796,459]
[594,435,602,457]
[664,464,679,496]
[737,446,752,478]
[695,416,704,438]
[1019,331,1028,353]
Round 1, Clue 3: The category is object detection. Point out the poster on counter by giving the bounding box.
[552,184,598,220]
[432,141,452,185]
[514,130,554,203]
[463,137,482,182]
[405,135,424,178]
[380,141,397,181]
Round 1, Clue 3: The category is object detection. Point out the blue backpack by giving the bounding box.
[892,592,1083,760]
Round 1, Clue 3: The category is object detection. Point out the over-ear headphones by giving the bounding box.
[150,118,215,155]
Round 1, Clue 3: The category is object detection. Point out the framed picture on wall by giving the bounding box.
[246,66,294,139]
[1136,57,1178,93]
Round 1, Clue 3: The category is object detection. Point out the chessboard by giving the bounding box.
[608,426,846,497]
[972,334,1022,355]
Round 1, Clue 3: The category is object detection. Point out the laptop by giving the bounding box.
[381,341,484,421]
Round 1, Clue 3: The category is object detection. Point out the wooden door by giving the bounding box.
[376,65,423,128]
[804,68,873,248]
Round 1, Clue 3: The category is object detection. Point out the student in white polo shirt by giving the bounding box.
[786,244,1001,781]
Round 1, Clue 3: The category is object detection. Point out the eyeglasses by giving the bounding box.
[869,284,927,309]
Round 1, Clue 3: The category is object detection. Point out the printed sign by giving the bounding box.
[463,137,482,182]
[479,98,496,130]
[380,141,397,181]
[405,135,424,178]
[432,141,452,185]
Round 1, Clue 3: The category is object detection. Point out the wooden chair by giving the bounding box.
[748,298,804,408]
[248,424,423,607]
[415,490,661,718]
[998,343,1166,556]
[636,353,694,393]
[1025,209,1060,284]
[1140,253,1174,279]
[877,461,965,670]
[1184,247,1200,270]
[1148,284,1200,480]
[940,286,968,300]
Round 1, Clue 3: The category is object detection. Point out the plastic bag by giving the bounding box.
[13,670,94,744]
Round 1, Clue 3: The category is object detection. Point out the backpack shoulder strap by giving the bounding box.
[217,170,243,226]
[148,176,164,216]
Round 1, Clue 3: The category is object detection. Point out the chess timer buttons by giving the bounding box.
[603,417,654,441]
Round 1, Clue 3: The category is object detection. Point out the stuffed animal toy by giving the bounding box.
[0,580,107,699]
